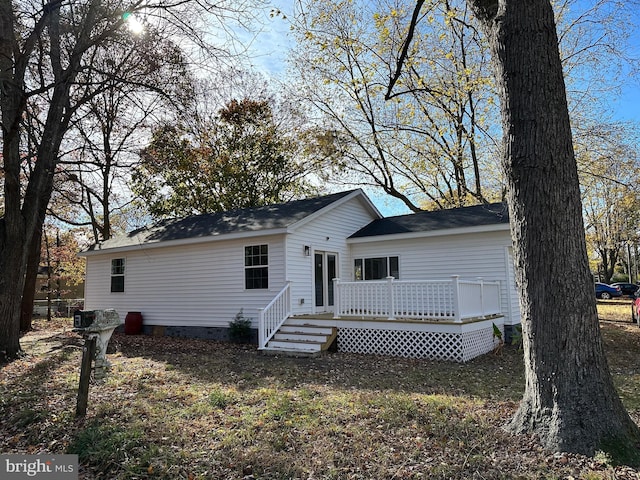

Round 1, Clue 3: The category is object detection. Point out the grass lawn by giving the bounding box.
[1,303,639,480]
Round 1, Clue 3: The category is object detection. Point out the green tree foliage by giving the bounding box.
[133,97,317,218]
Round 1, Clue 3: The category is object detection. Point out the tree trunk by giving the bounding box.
[468,0,640,458]
[20,227,43,332]
[0,220,27,360]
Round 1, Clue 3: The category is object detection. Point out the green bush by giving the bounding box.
[610,274,633,284]
[229,309,252,342]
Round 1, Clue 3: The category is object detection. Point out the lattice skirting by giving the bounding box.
[337,324,501,362]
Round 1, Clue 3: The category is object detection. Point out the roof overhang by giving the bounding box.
[346,222,511,244]
[79,227,288,257]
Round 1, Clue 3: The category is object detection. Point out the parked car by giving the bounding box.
[632,291,640,324]
[595,282,623,299]
[611,282,640,296]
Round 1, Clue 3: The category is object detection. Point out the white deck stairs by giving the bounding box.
[262,318,337,357]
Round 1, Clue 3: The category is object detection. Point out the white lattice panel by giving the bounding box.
[461,324,500,362]
[337,328,464,362]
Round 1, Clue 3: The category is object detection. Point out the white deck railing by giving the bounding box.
[258,282,292,349]
[333,276,501,322]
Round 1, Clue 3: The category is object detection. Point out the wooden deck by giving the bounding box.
[290,312,504,325]
[280,314,505,362]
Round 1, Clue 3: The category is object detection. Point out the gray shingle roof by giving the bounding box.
[349,202,509,238]
[86,190,357,252]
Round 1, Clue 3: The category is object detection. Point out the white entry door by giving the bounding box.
[314,251,338,312]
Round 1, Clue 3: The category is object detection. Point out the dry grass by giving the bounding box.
[1,312,639,480]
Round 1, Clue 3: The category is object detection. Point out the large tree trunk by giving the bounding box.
[0,0,28,357]
[0,0,87,359]
[0,220,27,360]
[468,0,640,457]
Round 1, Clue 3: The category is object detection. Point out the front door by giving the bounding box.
[314,251,337,312]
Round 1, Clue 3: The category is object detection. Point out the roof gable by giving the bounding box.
[349,202,509,239]
[84,190,370,253]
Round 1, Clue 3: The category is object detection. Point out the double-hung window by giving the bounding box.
[245,245,268,289]
[354,256,399,280]
[111,258,125,292]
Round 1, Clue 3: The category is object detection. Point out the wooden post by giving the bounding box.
[451,275,462,322]
[333,278,341,319]
[76,334,97,417]
[477,277,485,318]
[386,276,396,320]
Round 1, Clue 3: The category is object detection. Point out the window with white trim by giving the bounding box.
[354,256,399,280]
[245,245,268,289]
[111,258,125,292]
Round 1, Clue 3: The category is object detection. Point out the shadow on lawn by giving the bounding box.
[112,320,640,408]
[113,331,527,402]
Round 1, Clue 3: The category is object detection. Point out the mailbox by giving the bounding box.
[74,310,96,329]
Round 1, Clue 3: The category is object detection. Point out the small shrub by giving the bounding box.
[229,309,252,342]
[492,323,504,355]
[209,388,231,409]
[510,324,523,349]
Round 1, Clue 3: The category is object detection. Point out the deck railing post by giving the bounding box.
[333,278,341,319]
[387,276,396,320]
[286,280,293,316]
[451,275,462,322]
[258,308,265,348]
[477,277,485,318]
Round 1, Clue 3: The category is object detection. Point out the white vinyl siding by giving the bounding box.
[82,192,520,332]
[84,234,286,328]
[348,230,520,325]
[286,196,379,315]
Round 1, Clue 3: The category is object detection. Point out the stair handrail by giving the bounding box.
[258,281,292,349]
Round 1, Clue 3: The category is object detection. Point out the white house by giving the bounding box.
[80,189,520,362]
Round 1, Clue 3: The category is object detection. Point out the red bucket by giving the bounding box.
[124,311,143,335]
